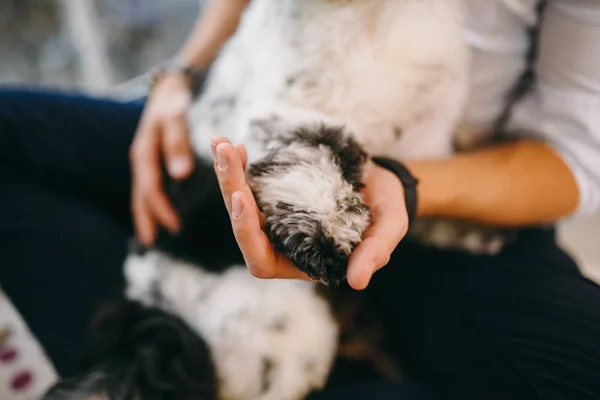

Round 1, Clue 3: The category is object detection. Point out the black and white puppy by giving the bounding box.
[43,1,507,399]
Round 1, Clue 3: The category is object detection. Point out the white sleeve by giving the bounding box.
[462,0,540,131]
[507,0,600,217]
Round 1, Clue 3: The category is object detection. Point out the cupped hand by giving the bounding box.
[212,136,409,290]
[211,136,312,281]
[130,74,195,245]
[346,159,409,289]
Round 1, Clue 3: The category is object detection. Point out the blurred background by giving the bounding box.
[0,0,202,93]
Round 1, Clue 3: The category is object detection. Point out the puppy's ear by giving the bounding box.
[43,299,218,400]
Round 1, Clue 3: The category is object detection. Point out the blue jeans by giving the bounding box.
[1,87,600,400]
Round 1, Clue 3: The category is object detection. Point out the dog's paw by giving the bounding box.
[247,124,371,285]
[409,219,516,255]
[263,200,369,285]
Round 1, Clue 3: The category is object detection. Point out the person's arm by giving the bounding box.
[131,0,250,245]
[408,0,600,227]
[408,139,579,226]
[177,0,250,69]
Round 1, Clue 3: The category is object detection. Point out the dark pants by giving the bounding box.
[1,88,600,400]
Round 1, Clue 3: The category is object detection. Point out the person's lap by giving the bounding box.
[0,170,130,375]
[368,228,600,400]
[0,87,143,374]
[0,87,142,227]
[1,87,600,399]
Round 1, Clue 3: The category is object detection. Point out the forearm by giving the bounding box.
[406,139,580,226]
[177,0,249,69]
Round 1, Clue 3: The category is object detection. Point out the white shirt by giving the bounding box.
[464,0,600,217]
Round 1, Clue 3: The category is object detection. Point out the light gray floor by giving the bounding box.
[559,213,600,283]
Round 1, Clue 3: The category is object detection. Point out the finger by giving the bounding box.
[130,118,159,177]
[142,173,181,234]
[130,122,161,240]
[211,137,265,225]
[236,144,248,170]
[230,191,312,281]
[211,135,231,161]
[347,208,408,290]
[132,192,156,246]
[132,127,181,233]
[213,141,249,213]
[346,237,382,290]
[162,116,194,179]
[366,204,408,264]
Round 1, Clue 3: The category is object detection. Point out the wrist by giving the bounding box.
[403,159,460,220]
[147,58,207,96]
[176,50,212,72]
[371,157,419,226]
[149,74,191,104]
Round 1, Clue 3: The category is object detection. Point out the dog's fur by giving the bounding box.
[43,1,510,399]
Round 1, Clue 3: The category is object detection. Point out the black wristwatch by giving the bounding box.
[371,157,419,227]
[147,58,207,96]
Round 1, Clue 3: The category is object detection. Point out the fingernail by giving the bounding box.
[217,149,229,171]
[232,193,243,219]
[169,157,190,178]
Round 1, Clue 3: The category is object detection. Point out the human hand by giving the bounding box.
[212,136,409,290]
[345,161,409,289]
[130,74,195,245]
[211,136,312,281]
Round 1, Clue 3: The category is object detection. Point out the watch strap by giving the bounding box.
[371,157,419,226]
[147,58,207,96]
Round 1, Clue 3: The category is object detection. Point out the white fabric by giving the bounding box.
[465,0,600,217]
[0,289,57,399]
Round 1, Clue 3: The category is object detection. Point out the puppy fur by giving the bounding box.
[43,298,218,400]
[248,122,371,284]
